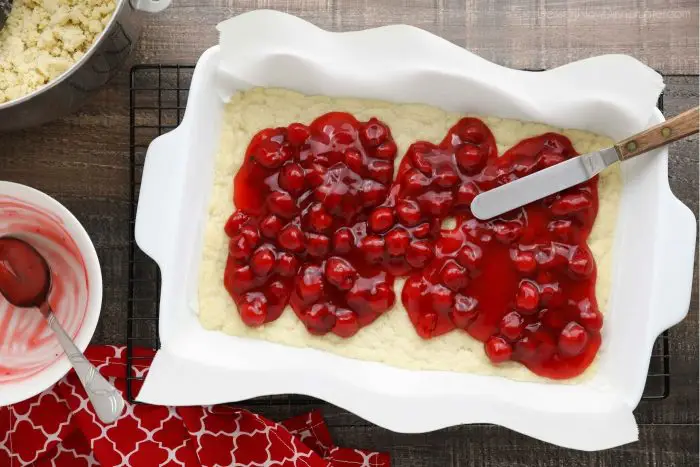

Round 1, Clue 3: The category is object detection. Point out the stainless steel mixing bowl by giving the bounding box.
[0,0,170,132]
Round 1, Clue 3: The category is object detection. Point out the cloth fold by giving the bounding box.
[0,346,390,467]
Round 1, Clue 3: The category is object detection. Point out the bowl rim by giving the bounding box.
[0,0,130,111]
[0,181,102,406]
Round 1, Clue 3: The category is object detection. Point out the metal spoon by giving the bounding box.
[0,0,13,31]
[0,237,124,424]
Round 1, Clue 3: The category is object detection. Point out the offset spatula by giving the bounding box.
[471,106,699,220]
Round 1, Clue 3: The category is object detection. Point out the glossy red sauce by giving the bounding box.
[225,113,601,379]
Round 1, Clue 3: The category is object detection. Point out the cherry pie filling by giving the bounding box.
[225,112,602,379]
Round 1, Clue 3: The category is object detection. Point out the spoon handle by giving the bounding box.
[45,309,125,424]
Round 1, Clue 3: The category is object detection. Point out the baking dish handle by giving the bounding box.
[135,129,185,269]
[649,193,697,336]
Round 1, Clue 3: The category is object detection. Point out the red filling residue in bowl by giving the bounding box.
[224,113,601,379]
[0,237,50,310]
[0,196,89,384]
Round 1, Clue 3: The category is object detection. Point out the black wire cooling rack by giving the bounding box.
[126,64,671,404]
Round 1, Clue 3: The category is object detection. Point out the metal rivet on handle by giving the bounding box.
[661,127,672,138]
[626,141,638,152]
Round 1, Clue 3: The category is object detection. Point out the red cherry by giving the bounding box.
[406,241,434,268]
[278,163,306,194]
[397,198,421,226]
[368,160,393,184]
[287,123,310,146]
[514,334,539,361]
[453,120,488,145]
[421,192,452,217]
[511,249,537,274]
[375,140,397,160]
[296,265,324,303]
[224,211,249,238]
[577,298,603,331]
[333,308,360,337]
[303,303,336,335]
[535,243,567,270]
[464,219,493,244]
[344,148,364,174]
[455,143,485,173]
[512,158,538,178]
[263,281,291,322]
[228,265,255,294]
[278,225,304,252]
[516,280,540,313]
[239,293,268,327]
[260,215,283,238]
[324,257,357,291]
[409,146,434,175]
[499,311,525,341]
[361,118,389,147]
[268,191,298,219]
[449,294,478,328]
[455,182,480,207]
[435,230,463,255]
[558,322,589,357]
[485,336,512,363]
[250,247,276,276]
[456,242,482,274]
[403,169,430,193]
[253,140,290,169]
[276,252,299,277]
[308,204,333,232]
[305,163,326,188]
[435,165,459,188]
[229,235,253,260]
[329,125,355,145]
[539,281,564,307]
[333,228,355,254]
[367,282,395,313]
[441,261,468,292]
[416,311,439,338]
[360,235,385,263]
[368,207,395,233]
[239,225,260,246]
[360,180,388,208]
[491,220,523,244]
[306,233,330,257]
[551,193,592,216]
[413,222,432,239]
[547,219,575,241]
[569,246,594,278]
[385,228,410,256]
[431,284,454,313]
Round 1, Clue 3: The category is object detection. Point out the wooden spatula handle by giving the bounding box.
[614,106,699,160]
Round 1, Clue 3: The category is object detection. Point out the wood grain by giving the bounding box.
[616,106,700,159]
[134,0,699,74]
[0,1,697,465]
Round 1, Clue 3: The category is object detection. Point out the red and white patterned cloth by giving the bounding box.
[0,346,390,467]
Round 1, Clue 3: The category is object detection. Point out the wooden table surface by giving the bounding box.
[1,1,698,465]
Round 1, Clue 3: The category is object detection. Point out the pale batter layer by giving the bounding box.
[198,88,621,382]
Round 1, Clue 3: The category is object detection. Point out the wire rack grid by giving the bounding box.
[126,64,671,404]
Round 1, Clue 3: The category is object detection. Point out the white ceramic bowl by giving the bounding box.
[0,182,102,406]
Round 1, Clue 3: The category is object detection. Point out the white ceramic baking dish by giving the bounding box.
[134,11,696,450]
